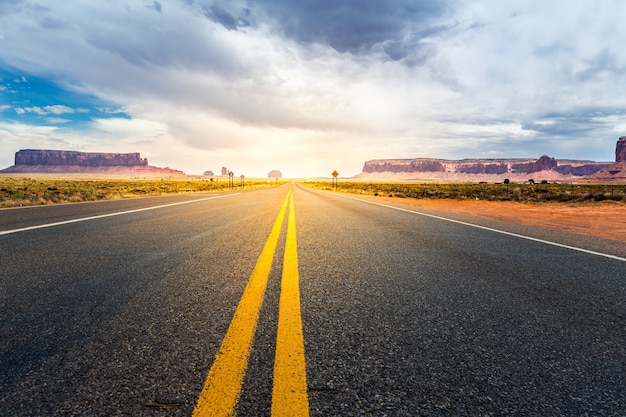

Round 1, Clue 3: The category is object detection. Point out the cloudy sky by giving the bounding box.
[1,1,625,177]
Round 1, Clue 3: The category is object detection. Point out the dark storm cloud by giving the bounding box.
[523,118,598,138]
[199,0,454,64]
[574,49,625,82]
[523,108,626,137]
[261,0,450,50]
[149,1,162,12]
[0,0,24,12]
[202,3,251,30]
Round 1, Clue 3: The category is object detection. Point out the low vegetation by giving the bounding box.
[0,177,284,208]
[3,177,625,208]
[306,180,626,204]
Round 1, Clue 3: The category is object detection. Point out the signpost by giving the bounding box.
[331,170,339,190]
[228,171,234,189]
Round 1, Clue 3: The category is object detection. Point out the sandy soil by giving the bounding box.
[374,196,626,243]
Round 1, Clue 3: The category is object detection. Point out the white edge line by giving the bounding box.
[0,194,240,236]
[338,193,626,263]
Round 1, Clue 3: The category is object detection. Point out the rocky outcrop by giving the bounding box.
[362,159,446,174]
[616,136,626,163]
[511,155,557,173]
[555,163,610,176]
[1,149,185,176]
[356,155,611,181]
[14,149,148,167]
[268,170,283,179]
[589,137,626,181]
[457,162,508,175]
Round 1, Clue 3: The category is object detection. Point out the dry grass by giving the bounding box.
[305,180,626,205]
[0,177,284,207]
[5,177,624,209]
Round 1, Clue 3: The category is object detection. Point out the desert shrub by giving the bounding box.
[586,192,606,201]
[0,177,276,207]
[303,180,626,206]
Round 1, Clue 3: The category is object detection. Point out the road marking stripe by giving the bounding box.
[0,194,239,236]
[193,191,291,417]
[340,194,626,263]
[271,192,310,416]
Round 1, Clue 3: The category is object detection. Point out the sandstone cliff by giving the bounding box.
[356,155,611,181]
[14,149,148,167]
[1,149,185,176]
[588,137,626,181]
[616,136,626,163]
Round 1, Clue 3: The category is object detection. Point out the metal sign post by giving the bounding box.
[228,171,234,189]
[331,170,339,190]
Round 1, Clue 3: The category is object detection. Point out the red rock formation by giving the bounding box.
[14,149,148,167]
[1,149,185,176]
[511,155,557,173]
[616,136,626,162]
[356,155,611,181]
[268,170,283,179]
[457,162,510,174]
[362,159,446,173]
[589,137,626,181]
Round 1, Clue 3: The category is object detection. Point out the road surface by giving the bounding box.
[1,184,624,416]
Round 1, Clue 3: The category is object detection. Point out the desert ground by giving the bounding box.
[2,175,624,243]
[372,196,626,244]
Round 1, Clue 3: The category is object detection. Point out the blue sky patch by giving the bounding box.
[0,69,131,129]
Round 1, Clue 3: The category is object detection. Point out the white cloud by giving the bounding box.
[44,105,74,115]
[13,105,75,116]
[46,117,71,124]
[0,122,65,168]
[27,106,47,115]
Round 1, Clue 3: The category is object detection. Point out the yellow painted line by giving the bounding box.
[271,192,310,416]
[193,191,291,417]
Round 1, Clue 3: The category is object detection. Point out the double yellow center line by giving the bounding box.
[193,188,309,416]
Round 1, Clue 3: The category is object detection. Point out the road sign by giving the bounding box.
[331,170,339,190]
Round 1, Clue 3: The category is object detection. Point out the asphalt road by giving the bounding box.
[1,184,624,416]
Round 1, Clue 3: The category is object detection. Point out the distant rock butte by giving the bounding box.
[14,149,148,167]
[268,170,283,179]
[615,136,626,163]
[355,154,612,181]
[1,149,186,176]
[589,137,626,181]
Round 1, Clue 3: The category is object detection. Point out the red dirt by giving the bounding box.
[374,196,626,243]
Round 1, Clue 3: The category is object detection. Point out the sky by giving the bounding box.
[1,1,626,178]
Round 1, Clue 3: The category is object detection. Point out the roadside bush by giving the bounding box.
[303,180,626,206]
[0,177,277,207]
